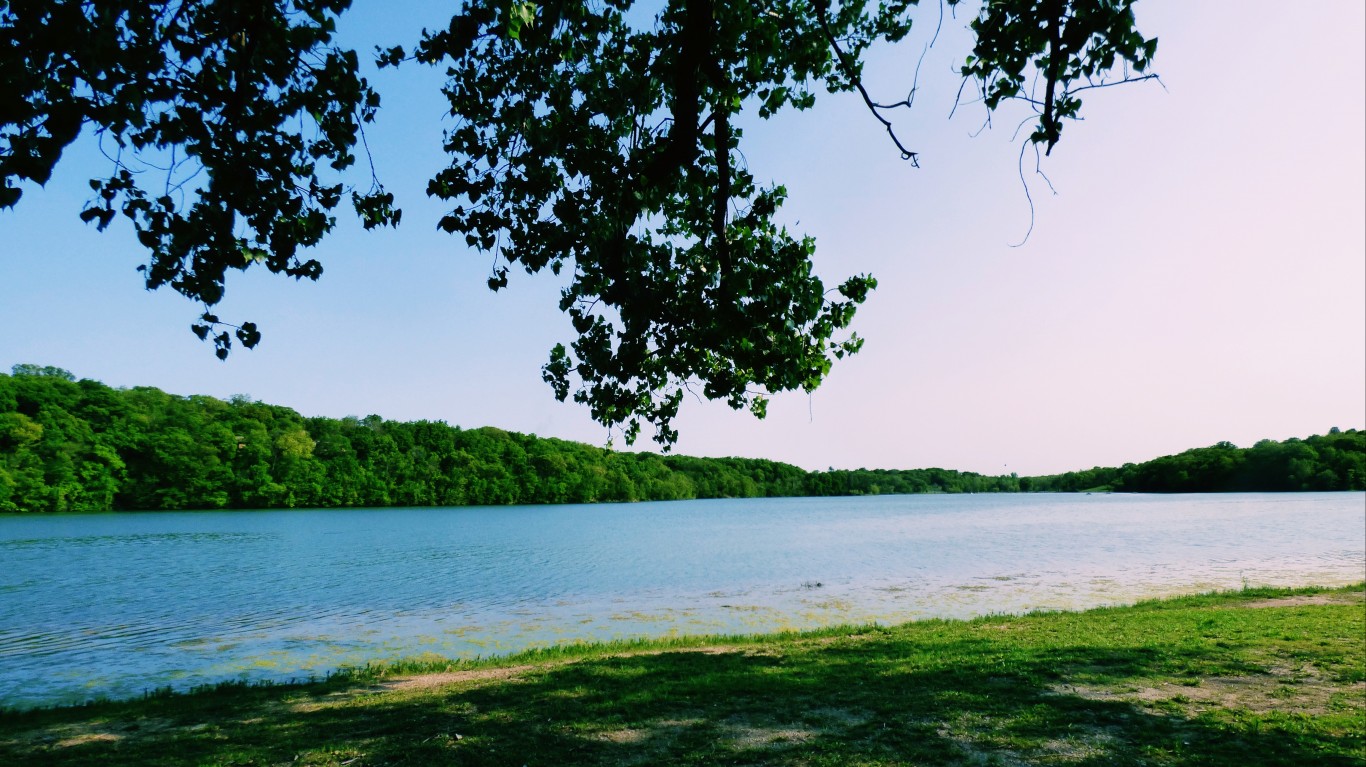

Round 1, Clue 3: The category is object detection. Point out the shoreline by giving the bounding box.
[3,584,1362,765]
[3,488,1365,518]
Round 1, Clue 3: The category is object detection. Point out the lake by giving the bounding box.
[1,492,1362,709]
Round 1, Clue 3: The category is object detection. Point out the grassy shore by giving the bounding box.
[2,585,1362,766]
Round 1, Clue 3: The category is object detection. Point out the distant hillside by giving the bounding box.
[1021,430,1365,493]
[1,365,1361,513]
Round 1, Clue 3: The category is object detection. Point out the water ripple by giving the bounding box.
[0,493,1361,708]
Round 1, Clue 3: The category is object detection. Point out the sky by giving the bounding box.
[1,1,1363,477]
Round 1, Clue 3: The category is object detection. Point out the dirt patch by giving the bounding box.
[938,719,1126,766]
[378,645,752,693]
[592,710,858,754]
[54,732,121,748]
[594,727,651,744]
[645,645,748,656]
[714,711,834,751]
[1241,591,1365,609]
[281,665,544,712]
[1054,662,1365,717]
[720,722,816,749]
[1039,729,1120,762]
[285,646,755,714]
[938,727,1031,767]
[4,716,177,753]
[803,706,870,728]
[578,719,703,766]
[380,664,538,692]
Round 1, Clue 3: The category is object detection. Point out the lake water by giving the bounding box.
[0,492,1362,709]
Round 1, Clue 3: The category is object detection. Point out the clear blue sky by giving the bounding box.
[2,1,1362,476]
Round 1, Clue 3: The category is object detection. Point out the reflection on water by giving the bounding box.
[0,493,1362,708]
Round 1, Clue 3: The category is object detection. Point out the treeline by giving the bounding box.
[1023,431,1366,493]
[806,467,1022,496]
[0,366,815,513]
[0,366,1362,513]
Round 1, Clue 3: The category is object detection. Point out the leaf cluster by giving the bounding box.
[405,0,914,444]
[1,0,398,357]
[958,0,1157,152]
[3,1,1159,444]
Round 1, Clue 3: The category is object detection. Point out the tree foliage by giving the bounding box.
[962,0,1157,152]
[1,367,1358,514]
[0,366,815,511]
[1,0,398,359]
[1023,433,1366,493]
[2,0,1156,444]
[406,0,911,445]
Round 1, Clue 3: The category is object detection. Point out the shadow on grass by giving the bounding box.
[3,626,1360,767]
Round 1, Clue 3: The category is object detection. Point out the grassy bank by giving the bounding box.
[2,585,1362,766]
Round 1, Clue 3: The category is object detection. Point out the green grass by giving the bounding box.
[1,585,1362,766]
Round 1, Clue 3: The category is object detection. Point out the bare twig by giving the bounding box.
[813,2,918,164]
[1068,73,1163,96]
[1009,139,1035,248]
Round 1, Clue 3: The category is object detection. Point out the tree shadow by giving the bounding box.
[2,632,1360,766]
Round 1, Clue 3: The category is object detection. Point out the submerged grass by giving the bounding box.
[1,584,1362,766]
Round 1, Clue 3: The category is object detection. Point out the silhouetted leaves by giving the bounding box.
[1,0,397,358]
[958,0,1158,153]
[411,1,920,444]
[3,0,1156,445]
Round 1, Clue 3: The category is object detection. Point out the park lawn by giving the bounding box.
[1,584,1362,766]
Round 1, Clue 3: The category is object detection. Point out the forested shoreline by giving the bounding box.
[1,366,1362,513]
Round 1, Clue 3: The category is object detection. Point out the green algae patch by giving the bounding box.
[2,584,1362,766]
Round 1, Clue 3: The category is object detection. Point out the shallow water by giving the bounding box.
[1,492,1362,708]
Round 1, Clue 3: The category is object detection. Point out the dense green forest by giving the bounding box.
[1,366,1362,513]
[1022,429,1366,493]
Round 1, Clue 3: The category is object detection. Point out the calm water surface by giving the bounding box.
[1,492,1362,708]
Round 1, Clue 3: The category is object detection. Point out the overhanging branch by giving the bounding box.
[813,1,919,165]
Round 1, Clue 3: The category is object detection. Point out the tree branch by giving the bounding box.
[1040,0,1066,155]
[813,1,918,164]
